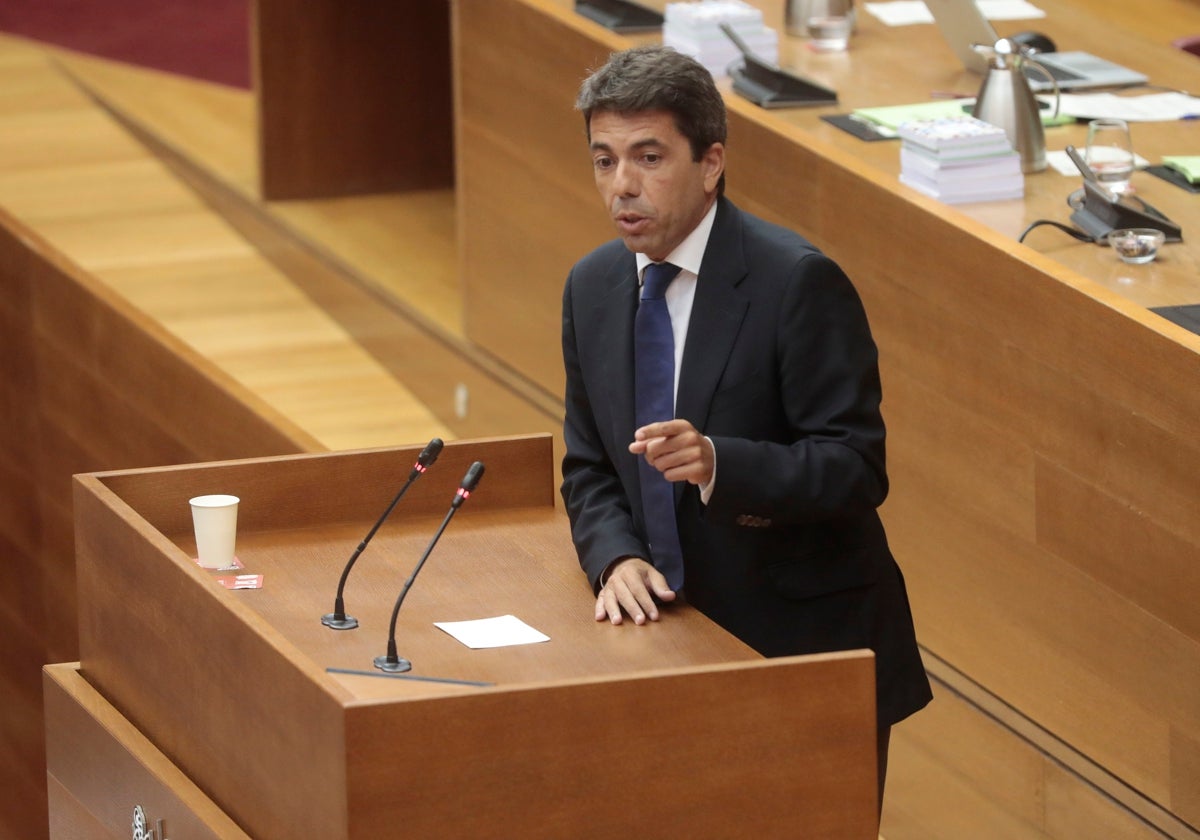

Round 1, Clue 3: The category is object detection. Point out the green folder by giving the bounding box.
[851,100,974,130]
[1163,156,1200,184]
[852,99,1075,132]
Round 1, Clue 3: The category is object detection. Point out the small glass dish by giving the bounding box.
[1106,228,1165,264]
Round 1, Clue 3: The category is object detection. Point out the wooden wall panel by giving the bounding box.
[456,0,620,398]
[0,200,49,840]
[36,482,80,665]
[255,0,453,199]
[0,443,40,567]
[865,283,1039,537]
[886,701,1050,837]
[0,208,321,839]
[0,568,49,840]
[1174,733,1200,825]
[1041,766,1169,840]
[885,673,1172,839]
[881,371,1198,809]
[1037,461,1200,644]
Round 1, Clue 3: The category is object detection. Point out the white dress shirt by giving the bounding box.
[634,200,719,502]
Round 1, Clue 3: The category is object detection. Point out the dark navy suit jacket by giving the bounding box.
[561,197,932,726]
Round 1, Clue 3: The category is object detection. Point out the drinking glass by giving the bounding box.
[1085,118,1135,194]
[786,0,854,50]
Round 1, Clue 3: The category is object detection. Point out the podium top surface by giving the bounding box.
[74,435,759,703]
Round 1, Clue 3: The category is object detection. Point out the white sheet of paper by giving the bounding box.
[1054,92,1200,123]
[864,1,936,26]
[865,0,1044,27]
[434,615,550,649]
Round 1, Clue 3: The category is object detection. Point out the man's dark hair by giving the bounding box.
[576,45,727,170]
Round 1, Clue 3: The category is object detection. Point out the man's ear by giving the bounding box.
[702,143,726,194]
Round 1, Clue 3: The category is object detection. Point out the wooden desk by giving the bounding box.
[457,0,1200,399]
[453,1,1200,835]
[743,0,1200,308]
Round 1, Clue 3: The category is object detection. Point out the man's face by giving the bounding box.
[588,109,724,262]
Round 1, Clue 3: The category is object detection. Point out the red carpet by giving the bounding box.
[0,0,251,88]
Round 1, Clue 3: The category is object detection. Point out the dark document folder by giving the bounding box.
[574,0,663,32]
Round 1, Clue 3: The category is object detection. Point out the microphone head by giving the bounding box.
[410,438,444,479]
[418,438,444,467]
[452,461,485,507]
[462,461,485,492]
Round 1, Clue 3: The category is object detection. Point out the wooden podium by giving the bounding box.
[49,435,878,838]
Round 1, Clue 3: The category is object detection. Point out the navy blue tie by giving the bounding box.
[635,262,685,590]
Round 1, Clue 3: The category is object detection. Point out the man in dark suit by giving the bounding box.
[560,45,932,804]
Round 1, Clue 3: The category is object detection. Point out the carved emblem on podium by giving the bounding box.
[132,805,166,840]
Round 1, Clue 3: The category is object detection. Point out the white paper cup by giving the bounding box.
[190,494,239,569]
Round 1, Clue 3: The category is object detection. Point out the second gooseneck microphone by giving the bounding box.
[321,438,444,630]
[375,461,485,673]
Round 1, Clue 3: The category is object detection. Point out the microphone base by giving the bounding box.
[321,613,359,630]
[373,654,412,673]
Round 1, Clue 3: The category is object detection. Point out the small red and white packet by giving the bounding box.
[216,574,263,590]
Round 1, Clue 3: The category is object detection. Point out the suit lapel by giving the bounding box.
[592,252,639,448]
[677,198,749,431]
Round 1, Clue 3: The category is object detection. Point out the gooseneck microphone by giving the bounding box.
[375,461,485,673]
[321,438,444,630]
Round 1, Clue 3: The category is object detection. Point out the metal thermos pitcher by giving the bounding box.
[971,38,1060,173]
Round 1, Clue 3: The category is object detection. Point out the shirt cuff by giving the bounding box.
[699,436,716,505]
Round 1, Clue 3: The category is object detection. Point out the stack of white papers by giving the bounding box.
[898,115,1024,203]
[663,0,778,79]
